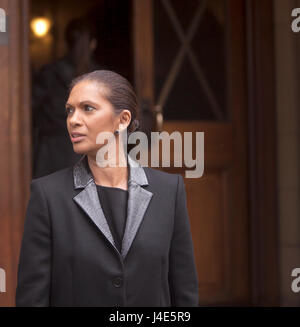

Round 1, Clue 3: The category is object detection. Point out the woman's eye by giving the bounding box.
[84,105,94,112]
[66,107,74,114]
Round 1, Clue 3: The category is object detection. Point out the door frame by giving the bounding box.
[0,0,31,306]
[246,0,280,306]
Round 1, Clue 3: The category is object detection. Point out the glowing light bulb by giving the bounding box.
[31,17,51,37]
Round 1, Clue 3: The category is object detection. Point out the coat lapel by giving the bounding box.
[73,181,118,251]
[72,155,153,260]
[73,156,118,252]
[121,155,153,260]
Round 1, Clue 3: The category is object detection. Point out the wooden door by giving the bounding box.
[0,0,31,306]
[133,0,250,305]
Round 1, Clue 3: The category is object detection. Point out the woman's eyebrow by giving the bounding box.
[65,101,98,108]
[65,102,73,108]
[79,100,98,107]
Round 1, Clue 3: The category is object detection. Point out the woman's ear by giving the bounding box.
[119,110,131,131]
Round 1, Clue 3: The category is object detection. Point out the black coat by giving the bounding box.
[16,155,199,307]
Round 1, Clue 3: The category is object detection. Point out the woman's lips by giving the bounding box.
[70,133,86,143]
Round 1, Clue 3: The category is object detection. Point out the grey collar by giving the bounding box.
[73,154,148,189]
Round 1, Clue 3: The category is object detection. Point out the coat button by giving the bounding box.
[113,276,123,288]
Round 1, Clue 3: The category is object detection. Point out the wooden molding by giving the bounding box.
[246,0,280,306]
[0,0,30,306]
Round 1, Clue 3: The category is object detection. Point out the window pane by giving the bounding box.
[153,0,228,121]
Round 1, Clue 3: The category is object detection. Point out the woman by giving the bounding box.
[16,70,199,307]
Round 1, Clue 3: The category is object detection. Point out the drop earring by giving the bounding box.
[114,130,119,135]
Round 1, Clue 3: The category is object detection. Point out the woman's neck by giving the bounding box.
[87,152,129,191]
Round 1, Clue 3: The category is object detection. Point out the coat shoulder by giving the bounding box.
[31,166,73,192]
[143,166,180,189]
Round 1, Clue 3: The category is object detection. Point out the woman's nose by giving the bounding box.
[68,109,83,126]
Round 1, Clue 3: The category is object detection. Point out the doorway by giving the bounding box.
[29,0,133,178]
[0,0,279,306]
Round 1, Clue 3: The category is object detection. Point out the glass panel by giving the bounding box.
[163,57,215,120]
[153,0,228,121]
[170,0,200,32]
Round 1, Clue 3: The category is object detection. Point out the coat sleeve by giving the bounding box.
[168,174,199,306]
[15,180,52,307]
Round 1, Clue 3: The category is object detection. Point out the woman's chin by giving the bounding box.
[72,143,89,155]
[73,144,100,157]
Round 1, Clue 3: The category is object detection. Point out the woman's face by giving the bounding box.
[66,80,122,156]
